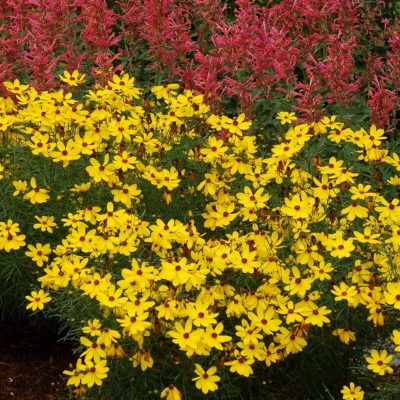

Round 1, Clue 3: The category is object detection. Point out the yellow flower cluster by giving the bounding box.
[0,219,26,252]
[1,72,400,398]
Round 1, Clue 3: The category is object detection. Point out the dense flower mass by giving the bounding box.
[1,72,400,399]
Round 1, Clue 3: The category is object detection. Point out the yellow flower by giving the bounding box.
[328,127,350,143]
[349,184,377,200]
[70,182,91,193]
[82,319,102,337]
[96,285,127,308]
[225,354,254,377]
[311,261,333,281]
[224,289,245,313]
[367,305,385,327]
[192,364,220,394]
[112,151,137,172]
[108,73,140,98]
[82,205,101,224]
[318,156,344,175]
[384,152,400,169]
[80,336,107,363]
[27,132,55,156]
[230,246,260,274]
[341,201,369,221]
[78,359,109,388]
[332,328,356,345]
[277,300,305,324]
[361,124,386,148]
[353,226,380,244]
[206,114,225,130]
[348,260,372,284]
[265,343,281,366]
[235,319,262,345]
[302,304,331,327]
[321,115,343,131]
[387,175,400,185]
[331,282,359,306]
[61,211,87,230]
[333,166,358,185]
[167,319,204,355]
[0,220,22,238]
[341,382,364,400]
[203,323,232,350]
[151,83,179,100]
[23,177,50,204]
[111,183,141,208]
[236,186,270,210]
[197,171,226,196]
[63,358,84,387]
[98,327,121,347]
[283,266,313,297]
[312,174,339,203]
[59,70,86,86]
[238,340,266,361]
[25,242,52,267]
[130,349,154,371]
[392,329,400,351]
[105,343,124,358]
[85,154,115,183]
[248,306,281,335]
[275,328,308,356]
[33,215,57,233]
[375,198,400,224]
[117,310,152,337]
[0,226,26,252]
[12,180,28,196]
[157,167,181,191]
[159,257,193,287]
[365,349,393,376]
[222,154,253,175]
[155,300,180,321]
[203,201,237,231]
[281,192,313,220]
[329,237,355,259]
[270,141,302,162]
[3,79,29,93]
[160,384,182,400]
[72,132,98,155]
[384,282,400,309]
[276,111,297,125]
[50,140,81,167]
[224,113,252,135]
[200,136,228,162]
[186,299,219,328]
[25,289,51,311]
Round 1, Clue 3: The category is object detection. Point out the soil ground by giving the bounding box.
[0,319,73,400]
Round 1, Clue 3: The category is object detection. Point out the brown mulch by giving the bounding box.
[0,319,74,400]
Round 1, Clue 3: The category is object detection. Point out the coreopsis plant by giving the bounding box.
[2,73,400,399]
